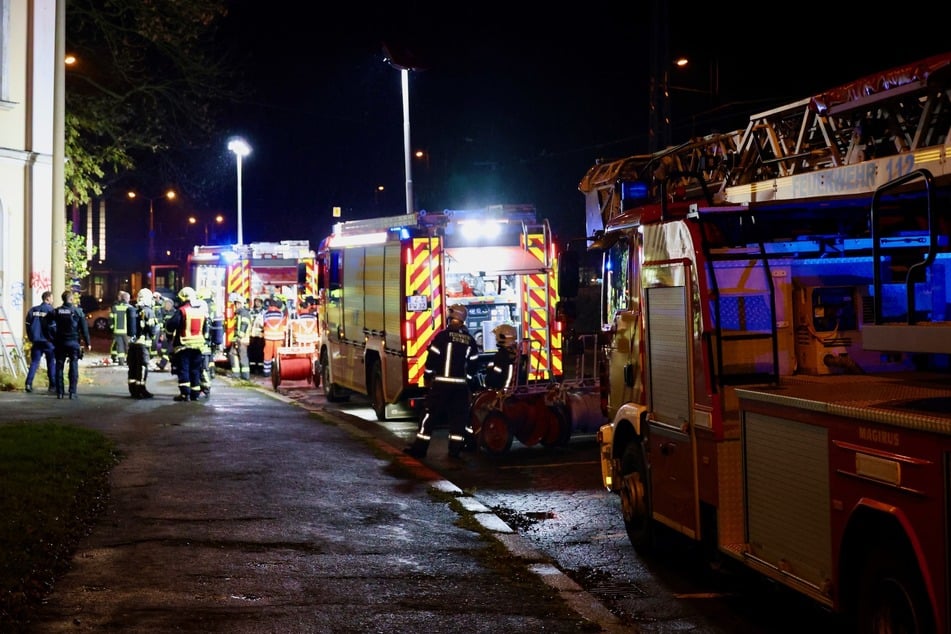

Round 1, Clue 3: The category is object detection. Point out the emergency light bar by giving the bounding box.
[328,231,388,248]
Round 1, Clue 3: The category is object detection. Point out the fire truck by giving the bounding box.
[186,240,319,351]
[314,205,562,421]
[586,52,951,631]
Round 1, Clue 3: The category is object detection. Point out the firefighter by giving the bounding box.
[260,297,288,378]
[291,295,319,348]
[165,286,208,402]
[196,288,219,398]
[110,290,133,365]
[228,293,252,380]
[153,295,175,371]
[484,323,524,390]
[128,288,158,399]
[404,304,480,459]
[248,296,266,375]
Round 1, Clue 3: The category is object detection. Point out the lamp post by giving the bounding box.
[227,138,251,245]
[128,189,176,264]
[188,213,225,244]
[383,46,417,216]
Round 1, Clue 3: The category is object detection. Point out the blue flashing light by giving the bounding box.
[621,181,649,202]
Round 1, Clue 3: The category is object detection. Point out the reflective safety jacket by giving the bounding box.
[423,326,479,385]
[165,301,209,351]
[290,312,318,345]
[111,300,131,334]
[232,306,252,345]
[262,307,287,342]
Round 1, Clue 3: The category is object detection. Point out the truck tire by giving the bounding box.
[320,351,349,403]
[619,439,652,550]
[370,361,386,421]
[857,544,934,634]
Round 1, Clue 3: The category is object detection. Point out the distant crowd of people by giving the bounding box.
[23,288,317,401]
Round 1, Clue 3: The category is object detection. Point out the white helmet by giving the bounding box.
[229,292,245,305]
[136,288,154,307]
[493,323,518,348]
[447,304,467,323]
[178,286,196,303]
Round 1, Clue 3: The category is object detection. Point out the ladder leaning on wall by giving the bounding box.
[0,304,28,377]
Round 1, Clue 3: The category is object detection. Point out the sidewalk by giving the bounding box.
[8,354,627,633]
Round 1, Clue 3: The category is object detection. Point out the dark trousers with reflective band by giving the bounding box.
[127,342,151,396]
[411,381,471,456]
[176,347,204,398]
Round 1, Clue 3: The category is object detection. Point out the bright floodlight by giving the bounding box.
[228,138,251,158]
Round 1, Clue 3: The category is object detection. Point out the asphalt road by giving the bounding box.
[6,348,628,633]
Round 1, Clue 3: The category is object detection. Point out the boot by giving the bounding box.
[403,439,428,459]
[140,387,154,399]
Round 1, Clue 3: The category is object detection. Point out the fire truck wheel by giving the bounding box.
[320,351,349,403]
[370,362,386,421]
[619,439,652,550]
[478,411,513,456]
[857,544,934,634]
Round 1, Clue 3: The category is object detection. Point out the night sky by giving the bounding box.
[107,2,951,266]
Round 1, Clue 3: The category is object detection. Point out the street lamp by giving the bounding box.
[382,46,417,216]
[188,213,225,244]
[128,189,176,264]
[227,138,251,245]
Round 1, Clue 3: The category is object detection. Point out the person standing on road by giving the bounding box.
[24,290,56,393]
[405,304,480,459]
[248,296,265,375]
[261,297,288,378]
[45,290,92,400]
[153,295,175,372]
[109,290,133,366]
[165,287,208,402]
[128,288,158,399]
[228,293,252,380]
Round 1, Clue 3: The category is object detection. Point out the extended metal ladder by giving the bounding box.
[0,304,27,377]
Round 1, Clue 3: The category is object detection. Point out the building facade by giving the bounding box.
[0,0,57,370]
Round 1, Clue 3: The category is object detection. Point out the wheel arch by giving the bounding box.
[838,501,938,628]
[363,349,382,395]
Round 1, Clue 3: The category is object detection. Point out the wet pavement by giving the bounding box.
[3,352,631,633]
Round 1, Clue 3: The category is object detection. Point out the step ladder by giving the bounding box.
[1,304,28,377]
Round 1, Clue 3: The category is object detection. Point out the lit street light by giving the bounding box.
[227,138,251,245]
[128,189,176,264]
[188,213,225,244]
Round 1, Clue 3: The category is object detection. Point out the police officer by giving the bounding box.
[405,304,480,459]
[165,287,208,402]
[24,290,56,393]
[228,293,252,380]
[128,289,159,399]
[45,290,92,400]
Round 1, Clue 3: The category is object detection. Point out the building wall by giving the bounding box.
[0,0,56,352]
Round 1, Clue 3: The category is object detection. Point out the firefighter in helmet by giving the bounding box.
[128,288,158,399]
[228,293,252,380]
[165,286,209,401]
[404,304,480,459]
[484,323,523,390]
